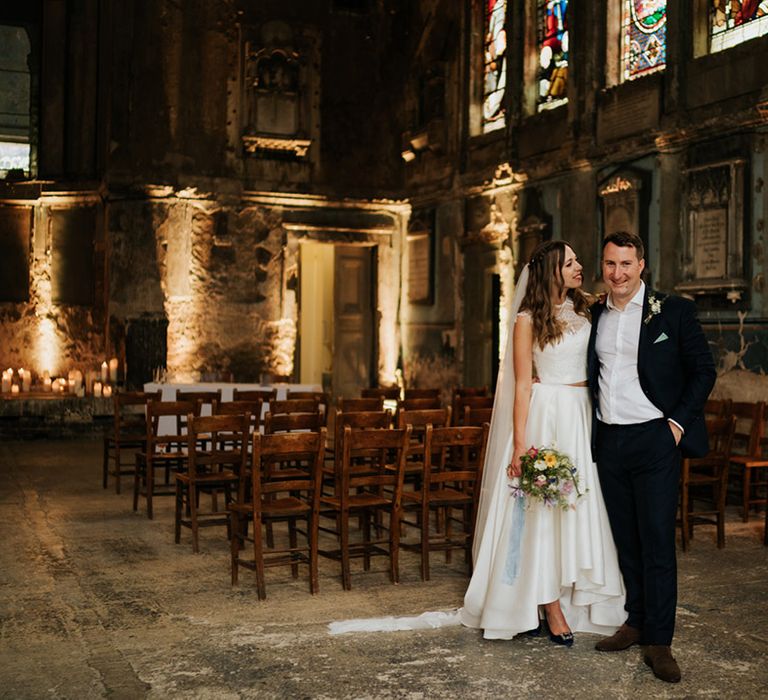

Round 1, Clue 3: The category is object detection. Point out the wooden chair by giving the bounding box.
[453,395,494,425]
[287,390,330,425]
[213,399,262,437]
[728,401,767,522]
[174,412,250,553]
[451,387,488,424]
[400,397,442,411]
[230,429,326,599]
[705,398,732,418]
[232,388,277,404]
[337,397,383,413]
[361,386,401,401]
[401,424,489,580]
[133,399,200,519]
[319,426,411,590]
[174,389,221,436]
[463,405,493,427]
[680,415,736,551]
[403,388,440,400]
[102,390,160,494]
[264,411,323,435]
[396,407,452,485]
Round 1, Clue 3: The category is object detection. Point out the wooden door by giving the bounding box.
[333,245,375,399]
[463,245,500,389]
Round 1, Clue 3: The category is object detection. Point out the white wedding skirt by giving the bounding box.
[460,384,626,639]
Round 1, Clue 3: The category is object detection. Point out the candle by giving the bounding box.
[73,370,83,393]
[43,377,52,392]
[20,369,31,393]
[93,381,102,397]
[109,357,118,383]
[101,361,108,383]
[11,384,20,395]
[1,371,10,394]
[68,379,75,394]
[102,384,113,398]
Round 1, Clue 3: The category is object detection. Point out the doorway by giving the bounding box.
[463,245,501,390]
[299,241,376,399]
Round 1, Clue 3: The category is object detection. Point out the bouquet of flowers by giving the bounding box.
[508,446,583,510]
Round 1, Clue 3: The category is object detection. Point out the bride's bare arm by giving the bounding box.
[508,315,533,477]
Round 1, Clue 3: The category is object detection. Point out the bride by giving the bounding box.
[461,240,625,643]
[330,240,625,642]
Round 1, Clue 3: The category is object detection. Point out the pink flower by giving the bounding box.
[561,481,574,494]
[535,475,547,486]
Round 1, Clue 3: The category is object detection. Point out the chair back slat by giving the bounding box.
[361,386,400,400]
[401,397,442,411]
[232,388,277,403]
[265,411,323,434]
[403,388,440,400]
[337,397,383,412]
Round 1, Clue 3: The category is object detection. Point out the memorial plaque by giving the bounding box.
[51,206,96,305]
[0,205,31,302]
[408,232,432,304]
[693,208,727,279]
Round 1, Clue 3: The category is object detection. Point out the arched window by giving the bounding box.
[482,0,507,133]
[621,1,667,81]
[710,1,768,52]
[537,0,569,112]
[0,25,32,178]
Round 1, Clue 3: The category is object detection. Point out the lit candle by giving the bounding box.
[68,379,75,394]
[73,370,83,393]
[1,371,10,394]
[20,369,31,393]
[11,384,20,395]
[93,381,102,397]
[101,361,108,383]
[102,384,113,398]
[109,357,118,383]
[43,377,52,392]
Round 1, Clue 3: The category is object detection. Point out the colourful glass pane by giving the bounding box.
[621,1,667,81]
[483,0,507,133]
[710,1,768,53]
[537,0,568,112]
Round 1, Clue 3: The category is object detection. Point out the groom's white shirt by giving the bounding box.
[595,281,663,424]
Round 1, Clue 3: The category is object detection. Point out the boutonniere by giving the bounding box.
[643,293,665,325]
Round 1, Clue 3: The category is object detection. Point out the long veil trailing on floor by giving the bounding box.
[328,266,530,635]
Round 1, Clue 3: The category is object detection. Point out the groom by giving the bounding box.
[587,231,716,683]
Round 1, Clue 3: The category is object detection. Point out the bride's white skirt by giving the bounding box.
[460,384,626,640]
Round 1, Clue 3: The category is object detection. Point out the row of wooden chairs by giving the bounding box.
[679,399,767,551]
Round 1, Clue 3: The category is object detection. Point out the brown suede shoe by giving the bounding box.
[644,645,681,683]
[594,623,642,652]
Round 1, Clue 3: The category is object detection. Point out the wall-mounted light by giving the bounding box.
[409,131,429,151]
[401,149,416,163]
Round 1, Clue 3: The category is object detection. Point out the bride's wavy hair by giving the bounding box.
[519,240,591,349]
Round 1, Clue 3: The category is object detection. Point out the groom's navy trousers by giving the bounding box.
[596,417,681,646]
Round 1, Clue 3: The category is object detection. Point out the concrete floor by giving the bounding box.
[1,438,767,700]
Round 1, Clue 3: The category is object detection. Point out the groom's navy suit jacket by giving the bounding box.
[587,287,717,459]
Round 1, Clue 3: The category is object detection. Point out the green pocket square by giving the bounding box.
[653,332,669,344]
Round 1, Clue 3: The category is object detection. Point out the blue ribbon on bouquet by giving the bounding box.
[502,481,526,584]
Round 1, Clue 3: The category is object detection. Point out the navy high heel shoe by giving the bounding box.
[548,630,574,647]
[524,622,542,637]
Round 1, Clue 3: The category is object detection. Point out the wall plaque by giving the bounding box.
[692,208,727,279]
[407,209,435,304]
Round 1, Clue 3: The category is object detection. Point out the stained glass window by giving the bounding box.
[0,25,32,177]
[537,0,568,112]
[482,0,507,133]
[710,1,768,53]
[621,2,666,81]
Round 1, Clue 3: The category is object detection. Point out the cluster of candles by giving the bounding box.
[1,358,119,398]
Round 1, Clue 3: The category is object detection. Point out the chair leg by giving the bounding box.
[743,468,752,522]
[289,519,299,579]
[230,511,241,586]
[174,478,183,544]
[340,509,351,591]
[421,503,430,582]
[189,482,199,553]
[309,511,319,595]
[146,461,154,520]
[113,445,121,495]
[717,468,727,549]
[102,438,110,489]
[133,455,141,512]
[362,511,372,572]
[390,507,400,584]
[253,516,266,600]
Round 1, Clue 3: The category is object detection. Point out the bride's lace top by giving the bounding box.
[518,297,590,384]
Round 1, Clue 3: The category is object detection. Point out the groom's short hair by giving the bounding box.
[602,231,644,261]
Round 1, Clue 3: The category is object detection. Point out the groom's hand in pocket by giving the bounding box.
[668,420,682,446]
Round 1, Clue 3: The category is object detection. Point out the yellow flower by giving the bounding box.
[544,452,557,467]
